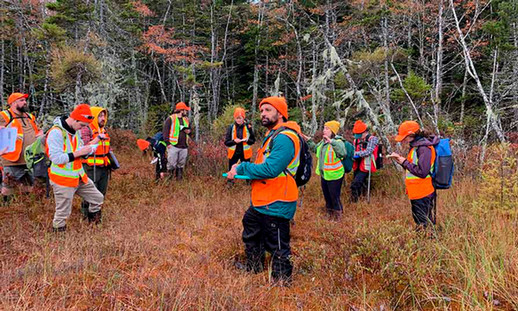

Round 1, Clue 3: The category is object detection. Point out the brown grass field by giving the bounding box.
[1,132,517,310]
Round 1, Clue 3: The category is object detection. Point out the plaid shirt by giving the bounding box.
[80,126,93,145]
[354,135,378,157]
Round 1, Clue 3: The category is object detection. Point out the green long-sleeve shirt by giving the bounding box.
[236,131,297,219]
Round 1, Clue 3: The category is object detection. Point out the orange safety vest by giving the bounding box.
[251,124,301,207]
[405,146,436,200]
[83,126,111,166]
[46,126,88,187]
[168,114,189,146]
[352,136,379,173]
[227,124,252,160]
[0,109,39,162]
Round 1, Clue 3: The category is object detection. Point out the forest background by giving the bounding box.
[1,0,518,309]
[2,0,517,148]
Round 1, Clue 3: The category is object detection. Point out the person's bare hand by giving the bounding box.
[388,152,406,164]
[233,138,241,144]
[226,164,239,179]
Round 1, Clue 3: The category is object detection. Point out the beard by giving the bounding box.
[261,117,277,128]
[18,106,27,113]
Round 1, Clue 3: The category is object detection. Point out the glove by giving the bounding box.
[88,144,98,155]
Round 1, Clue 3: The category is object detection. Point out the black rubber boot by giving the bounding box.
[176,168,183,181]
[52,225,66,233]
[88,210,102,224]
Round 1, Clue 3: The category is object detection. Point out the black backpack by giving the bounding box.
[268,127,312,187]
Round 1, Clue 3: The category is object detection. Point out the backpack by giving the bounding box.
[432,138,454,189]
[150,132,167,154]
[336,138,355,173]
[269,127,312,187]
[24,135,49,179]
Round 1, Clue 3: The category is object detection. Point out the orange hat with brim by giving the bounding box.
[8,93,29,105]
[259,96,288,120]
[175,102,191,111]
[137,139,151,151]
[70,104,94,123]
[395,121,420,142]
[352,120,368,134]
[234,107,245,119]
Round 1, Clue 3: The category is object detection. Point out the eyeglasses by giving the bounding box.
[82,114,94,120]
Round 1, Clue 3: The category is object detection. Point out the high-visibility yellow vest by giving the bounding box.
[0,109,39,162]
[84,126,110,166]
[168,114,189,146]
[316,143,344,180]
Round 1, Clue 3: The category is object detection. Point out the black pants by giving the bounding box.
[321,177,344,212]
[228,152,250,170]
[350,170,369,202]
[242,207,292,281]
[410,193,436,227]
[81,166,110,216]
[155,152,167,180]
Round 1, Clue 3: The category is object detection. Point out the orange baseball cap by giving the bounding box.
[259,96,288,120]
[7,93,29,105]
[137,139,151,151]
[175,102,191,111]
[234,107,246,119]
[395,121,420,142]
[70,104,94,123]
[352,120,367,134]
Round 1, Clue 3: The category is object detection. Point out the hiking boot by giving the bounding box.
[88,210,102,224]
[234,260,263,274]
[52,225,66,233]
[167,169,175,180]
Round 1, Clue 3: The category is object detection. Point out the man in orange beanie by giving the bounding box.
[0,92,42,203]
[224,107,255,184]
[227,96,301,285]
[163,102,191,180]
[46,104,105,232]
[351,120,380,202]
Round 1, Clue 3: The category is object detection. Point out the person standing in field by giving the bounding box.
[163,102,191,181]
[0,92,42,204]
[46,104,104,232]
[224,107,255,184]
[388,121,439,231]
[79,107,111,219]
[303,121,346,220]
[350,120,379,202]
[227,96,301,285]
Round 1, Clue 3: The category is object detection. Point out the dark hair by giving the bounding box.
[415,129,434,138]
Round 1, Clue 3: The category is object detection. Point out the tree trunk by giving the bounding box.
[251,2,265,117]
[450,0,506,142]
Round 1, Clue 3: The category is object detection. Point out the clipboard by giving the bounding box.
[0,128,17,153]
[222,173,251,180]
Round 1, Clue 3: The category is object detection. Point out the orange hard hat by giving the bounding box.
[137,139,151,151]
[175,102,191,111]
[259,96,288,119]
[395,121,420,142]
[352,120,367,134]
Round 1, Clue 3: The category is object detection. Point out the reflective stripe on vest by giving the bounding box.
[169,115,189,146]
[251,128,301,207]
[0,109,39,162]
[404,146,436,200]
[47,126,88,187]
[84,127,111,166]
[227,124,252,160]
[316,143,344,180]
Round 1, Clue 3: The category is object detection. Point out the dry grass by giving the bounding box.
[1,136,517,310]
